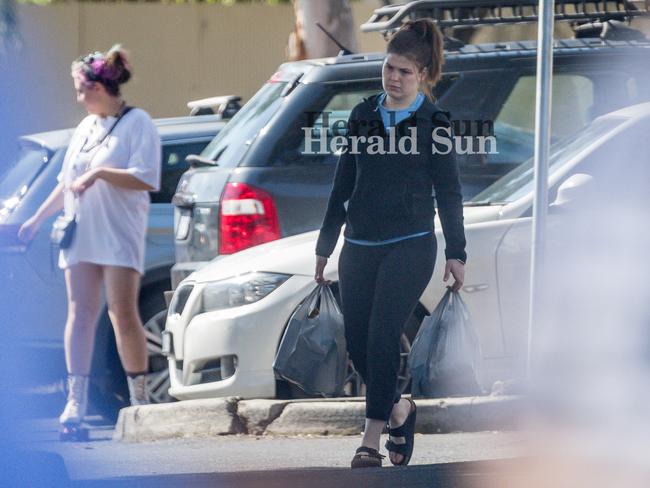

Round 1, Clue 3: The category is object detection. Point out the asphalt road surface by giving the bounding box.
[5,417,525,487]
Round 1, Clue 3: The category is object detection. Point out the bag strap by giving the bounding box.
[107,105,133,137]
[71,106,135,211]
[76,105,134,169]
[89,105,134,150]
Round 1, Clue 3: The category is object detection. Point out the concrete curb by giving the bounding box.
[114,395,524,442]
[113,397,242,442]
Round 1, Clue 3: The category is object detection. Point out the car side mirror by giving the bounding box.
[185,154,218,168]
[550,173,594,212]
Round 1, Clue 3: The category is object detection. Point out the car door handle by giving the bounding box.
[462,284,489,293]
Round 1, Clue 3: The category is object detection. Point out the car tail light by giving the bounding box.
[219,182,281,255]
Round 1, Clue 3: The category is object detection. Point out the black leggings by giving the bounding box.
[338,233,436,421]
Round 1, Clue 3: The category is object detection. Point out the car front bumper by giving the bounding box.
[166,274,315,400]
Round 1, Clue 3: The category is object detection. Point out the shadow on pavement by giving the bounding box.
[71,458,526,488]
[1,449,71,488]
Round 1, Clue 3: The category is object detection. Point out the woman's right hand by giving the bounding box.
[18,216,42,244]
[315,255,328,284]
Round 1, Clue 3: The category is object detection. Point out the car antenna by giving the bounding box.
[315,22,354,56]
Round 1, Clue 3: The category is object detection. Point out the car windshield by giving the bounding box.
[0,144,50,202]
[467,117,625,205]
[200,81,288,167]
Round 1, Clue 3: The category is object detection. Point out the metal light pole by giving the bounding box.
[527,0,555,380]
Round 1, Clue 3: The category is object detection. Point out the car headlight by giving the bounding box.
[0,196,21,222]
[201,272,290,312]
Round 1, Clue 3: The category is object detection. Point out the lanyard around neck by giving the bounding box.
[80,104,132,153]
[68,106,133,193]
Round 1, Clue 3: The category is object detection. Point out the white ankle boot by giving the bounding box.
[59,374,89,426]
[127,374,149,406]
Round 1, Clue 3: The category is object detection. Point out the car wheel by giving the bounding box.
[342,323,414,398]
[142,309,175,404]
[139,286,176,405]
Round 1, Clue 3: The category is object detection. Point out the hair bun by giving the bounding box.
[105,44,132,85]
[410,19,433,41]
[71,44,132,96]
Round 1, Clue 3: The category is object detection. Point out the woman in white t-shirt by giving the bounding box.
[18,45,161,439]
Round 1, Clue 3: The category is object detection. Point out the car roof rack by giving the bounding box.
[187,95,242,118]
[361,0,649,33]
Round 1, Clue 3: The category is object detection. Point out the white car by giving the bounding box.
[164,102,650,400]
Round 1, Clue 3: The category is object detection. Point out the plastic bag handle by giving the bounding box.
[303,284,323,318]
[442,286,455,308]
[445,286,469,313]
[319,284,341,316]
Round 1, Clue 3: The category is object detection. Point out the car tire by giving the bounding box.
[139,286,176,405]
[142,310,175,404]
[341,319,416,398]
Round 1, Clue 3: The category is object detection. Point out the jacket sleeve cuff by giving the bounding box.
[445,249,467,263]
[315,233,335,259]
[315,249,332,259]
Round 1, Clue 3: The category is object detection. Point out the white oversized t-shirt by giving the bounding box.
[57,108,161,274]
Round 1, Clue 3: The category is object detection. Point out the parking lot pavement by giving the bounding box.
[13,417,525,486]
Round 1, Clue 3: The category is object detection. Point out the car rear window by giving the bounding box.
[200,82,288,168]
[0,145,50,202]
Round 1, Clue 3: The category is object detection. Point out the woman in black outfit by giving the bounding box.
[314,19,467,468]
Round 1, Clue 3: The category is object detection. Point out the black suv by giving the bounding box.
[172,0,650,288]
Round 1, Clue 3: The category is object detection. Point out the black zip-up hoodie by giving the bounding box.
[315,93,467,263]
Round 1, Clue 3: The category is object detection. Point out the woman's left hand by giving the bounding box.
[71,168,101,195]
[443,259,465,292]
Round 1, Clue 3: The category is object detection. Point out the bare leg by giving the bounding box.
[63,263,104,375]
[361,418,385,451]
[103,266,147,374]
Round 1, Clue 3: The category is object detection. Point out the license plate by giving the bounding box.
[161,330,173,356]
[175,214,191,240]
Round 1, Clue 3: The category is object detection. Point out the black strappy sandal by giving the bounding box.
[385,398,417,466]
[351,446,385,469]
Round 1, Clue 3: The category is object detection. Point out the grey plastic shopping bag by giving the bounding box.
[272,283,347,396]
[408,289,482,398]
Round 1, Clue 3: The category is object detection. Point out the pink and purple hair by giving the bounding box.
[71,45,132,96]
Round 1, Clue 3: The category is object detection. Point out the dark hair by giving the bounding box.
[386,19,444,101]
[72,45,132,97]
